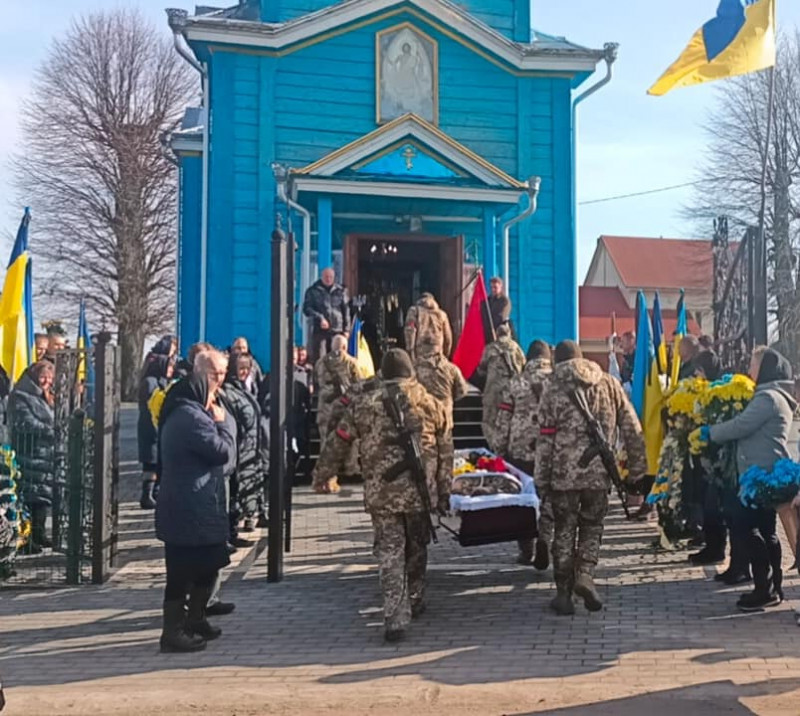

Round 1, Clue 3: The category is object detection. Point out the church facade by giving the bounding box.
[169,0,612,362]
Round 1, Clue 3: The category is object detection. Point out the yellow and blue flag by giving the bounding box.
[631,292,664,475]
[652,292,668,375]
[348,316,375,379]
[77,298,94,400]
[649,0,776,96]
[0,209,34,383]
[670,290,688,387]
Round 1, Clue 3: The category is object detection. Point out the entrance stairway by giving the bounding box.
[297,389,487,483]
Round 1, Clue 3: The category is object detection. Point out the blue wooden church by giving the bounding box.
[168,0,614,362]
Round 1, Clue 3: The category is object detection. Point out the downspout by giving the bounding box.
[501,176,542,296]
[572,43,618,333]
[167,9,209,340]
[273,164,311,345]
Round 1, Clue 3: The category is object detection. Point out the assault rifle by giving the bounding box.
[568,388,631,519]
[381,384,438,543]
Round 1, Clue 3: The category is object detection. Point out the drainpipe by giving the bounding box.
[273,164,311,345]
[501,176,542,297]
[572,42,618,337]
[167,9,209,341]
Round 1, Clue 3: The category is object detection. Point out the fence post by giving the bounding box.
[92,332,117,584]
[66,412,85,584]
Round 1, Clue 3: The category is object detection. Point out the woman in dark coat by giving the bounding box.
[155,352,235,653]
[8,361,55,551]
[223,352,264,536]
[138,355,174,509]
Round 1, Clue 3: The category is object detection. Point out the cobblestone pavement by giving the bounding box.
[2,411,800,715]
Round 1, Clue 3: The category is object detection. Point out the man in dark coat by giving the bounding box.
[488,277,512,335]
[302,267,350,364]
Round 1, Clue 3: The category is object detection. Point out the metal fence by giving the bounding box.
[1,335,120,587]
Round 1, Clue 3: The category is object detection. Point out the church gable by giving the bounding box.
[184,0,602,75]
[293,114,526,189]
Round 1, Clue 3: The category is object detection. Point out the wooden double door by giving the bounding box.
[343,233,465,353]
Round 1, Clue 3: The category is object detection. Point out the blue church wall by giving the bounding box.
[177,154,202,352]
[185,0,586,363]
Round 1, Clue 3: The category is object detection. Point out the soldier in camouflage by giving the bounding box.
[535,341,646,616]
[313,349,453,642]
[474,325,525,453]
[404,293,453,362]
[315,334,361,492]
[414,352,468,433]
[495,340,553,569]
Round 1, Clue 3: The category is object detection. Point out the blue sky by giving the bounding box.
[1,0,798,279]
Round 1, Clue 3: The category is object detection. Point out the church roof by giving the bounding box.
[178,0,607,75]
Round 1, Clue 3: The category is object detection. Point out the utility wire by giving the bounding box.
[579,179,713,206]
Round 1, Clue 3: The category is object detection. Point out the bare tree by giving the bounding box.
[13,9,196,398]
[686,33,800,364]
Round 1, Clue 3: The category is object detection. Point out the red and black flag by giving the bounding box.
[452,270,495,381]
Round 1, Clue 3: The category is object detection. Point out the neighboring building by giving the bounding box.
[168,0,613,362]
[583,235,715,333]
[579,285,700,368]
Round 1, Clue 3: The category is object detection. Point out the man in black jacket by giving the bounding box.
[488,277,512,335]
[303,267,350,363]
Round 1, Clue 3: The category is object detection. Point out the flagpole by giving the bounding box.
[753,64,776,346]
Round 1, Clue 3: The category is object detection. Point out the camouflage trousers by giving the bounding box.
[550,489,609,591]
[371,512,430,631]
[515,461,553,558]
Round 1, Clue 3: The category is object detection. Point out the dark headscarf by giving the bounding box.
[152,335,176,357]
[158,372,210,429]
[143,354,172,381]
[757,348,793,385]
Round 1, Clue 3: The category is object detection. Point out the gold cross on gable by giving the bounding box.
[401,145,417,171]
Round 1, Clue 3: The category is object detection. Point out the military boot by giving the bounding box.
[160,601,206,653]
[550,589,575,616]
[187,586,222,641]
[532,539,550,571]
[574,573,603,612]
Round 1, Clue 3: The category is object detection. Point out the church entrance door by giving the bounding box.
[343,233,464,364]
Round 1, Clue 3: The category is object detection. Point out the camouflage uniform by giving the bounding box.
[313,377,453,632]
[534,359,646,595]
[495,358,554,555]
[475,335,525,453]
[414,353,468,432]
[404,295,453,361]
[315,350,361,477]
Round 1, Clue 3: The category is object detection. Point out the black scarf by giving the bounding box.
[757,348,793,385]
[159,372,209,429]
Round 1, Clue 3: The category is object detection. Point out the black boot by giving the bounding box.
[160,600,206,653]
[532,539,550,571]
[139,479,157,510]
[188,586,222,641]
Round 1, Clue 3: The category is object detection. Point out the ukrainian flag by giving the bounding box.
[649,0,776,96]
[670,290,689,387]
[0,209,34,383]
[77,298,94,400]
[631,292,664,475]
[348,316,375,379]
[653,292,668,375]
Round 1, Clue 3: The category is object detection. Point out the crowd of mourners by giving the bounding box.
[126,266,800,650]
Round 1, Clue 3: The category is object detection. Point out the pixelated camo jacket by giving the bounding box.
[315,377,453,514]
[534,358,646,492]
